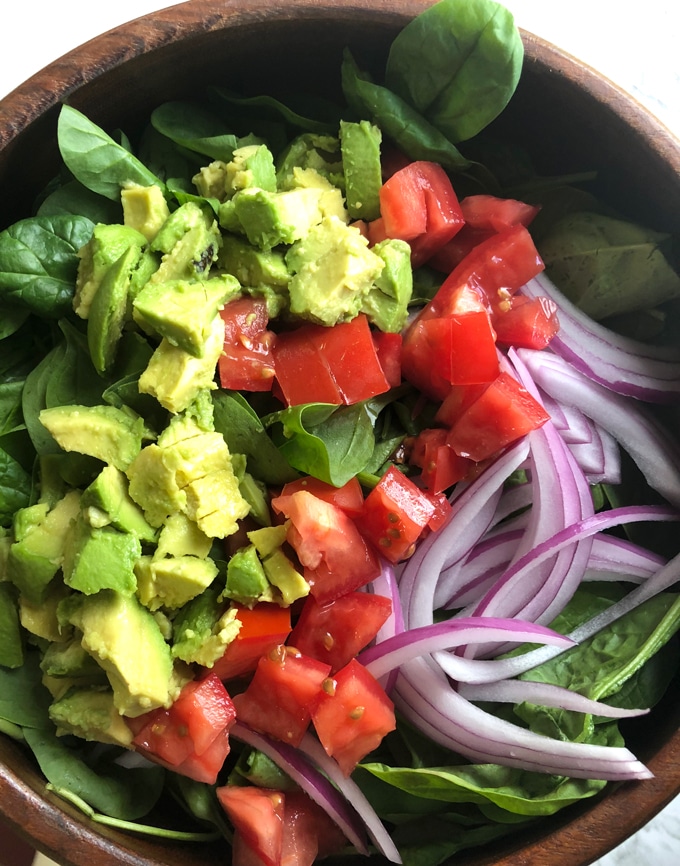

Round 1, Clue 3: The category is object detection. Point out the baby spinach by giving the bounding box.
[150,101,261,162]
[385,0,523,144]
[58,105,165,202]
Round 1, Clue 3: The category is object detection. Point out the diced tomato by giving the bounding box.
[459,194,541,233]
[446,371,550,462]
[372,329,402,388]
[272,315,390,407]
[232,646,331,746]
[129,674,236,784]
[212,604,292,682]
[288,591,392,673]
[276,490,382,603]
[409,427,473,494]
[366,216,389,247]
[378,161,465,267]
[434,382,490,428]
[492,295,560,349]
[359,466,451,562]
[272,476,364,519]
[281,790,347,866]
[428,225,495,274]
[310,659,396,776]
[219,297,276,391]
[217,785,285,866]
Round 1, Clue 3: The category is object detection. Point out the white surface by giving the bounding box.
[1,2,678,865]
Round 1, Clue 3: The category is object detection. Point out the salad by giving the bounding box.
[1,0,680,864]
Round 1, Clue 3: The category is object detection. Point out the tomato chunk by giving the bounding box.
[492,295,560,349]
[288,591,392,673]
[459,194,540,233]
[232,646,331,746]
[273,476,364,519]
[446,372,550,462]
[219,297,276,391]
[310,659,396,775]
[409,427,473,494]
[372,329,402,388]
[212,604,292,682]
[217,785,285,866]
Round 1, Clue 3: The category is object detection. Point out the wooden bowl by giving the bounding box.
[1,2,679,864]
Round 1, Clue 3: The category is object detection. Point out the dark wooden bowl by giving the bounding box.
[1,2,679,864]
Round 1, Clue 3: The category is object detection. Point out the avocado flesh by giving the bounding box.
[171,584,241,667]
[121,183,170,242]
[340,119,382,221]
[361,237,413,332]
[81,465,157,543]
[49,685,134,747]
[62,514,141,596]
[135,553,218,610]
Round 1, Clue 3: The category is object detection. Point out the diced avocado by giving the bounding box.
[128,248,162,307]
[361,238,413,332]
[224,187,324,251]
[193,160,230,201]
[6,491,81,604]
[39,405,151,472]
[19,579,72,642]
[288,166,348,222]
[171,585,241,667]
[138,311,224,414]
[62,589,174,717]
[155,512,213,559]
[125,444,186,528]
[224,544,271,606]
[87,245,142,374]
[135,553,218,610]
[223,144,277,197]
[262,548,309,606]
[41,638,107,679]
[340,120,383,222]
[247,524,288,558]
[149,202,221,283]
[49,686,134,747]
[285,216,384,326]
[183,469,250,540]
[218,234,290,288]
[239,472,271,527]
[276,133,344,190]
[62,513,140,596]
[74,223,147,319]
[133,274,239,356]
[81,465,157,543]
[0,582,23,668]
[121,183,171,242]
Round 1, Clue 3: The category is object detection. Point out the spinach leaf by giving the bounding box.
[0,436,32,526]
[266,402,375,487]
[150,101,261,162]
[0,214,94,317]
[341,50,471,172]
[37,179,122,225]
[0,307,29,339]
[210,88,339,136]
[385,0,523,144]
[0,649,52,728]
[58,105,165,202]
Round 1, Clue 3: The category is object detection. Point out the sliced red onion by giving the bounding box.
[519,347,680,507]
[231,722,369,856]
[368,559,404,694]
[522,273,680,402]
[458,679,649,719]
[586,534,666,581]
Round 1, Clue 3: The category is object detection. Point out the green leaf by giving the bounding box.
[0,214,95,317]
[0,438,32,526]
[0,649,52,728]
[37,179,123,225]
[150,101,261,162]
[58,105,165,202]
[211,88,339,136]
[341,50,471,172]
[385,0,523,143]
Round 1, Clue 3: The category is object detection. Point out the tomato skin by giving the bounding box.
[446,372,550,462]
[359,466,451,563]
[288,591,392,673]
[492,295,560,349]
[217,785,285,866]
[310,659,396,776]
[219,297,276,391]
[273,476,365,519]
[272,315,390,407]
[232,646,331,746]
[409,427,473,494]
[276,490,382,603]
[211,604,292,682]
[372,329,402,388]
[281,790,347,866]
[129,674,236,784]
[459,194,540,233]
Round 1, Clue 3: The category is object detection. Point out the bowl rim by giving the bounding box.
[1,2,679,865]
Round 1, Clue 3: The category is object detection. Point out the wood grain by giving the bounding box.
[1,2,679,864]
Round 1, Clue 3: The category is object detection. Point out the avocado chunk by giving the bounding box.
[49,685,134,747]
[361,237,413,332]
[41,637,107,679]
[247,524,288,557]
[81,465,157,543]
[171,584,241,667]
[285,216,385,325]
[19,579,72,642]
[276,133,344,190]
[62,513,140,596]
[0,583,23,668]
[223,187,324,251]
[39,405,151,472]
[61,589,174,717]
[6,491,81,603]
[218,235,290,289]
[223,144,277,197]
[155,512,213,559]
[224,544,272,606]
[287,166,348,222]
[87,244,142,374]
[121,183,171,242]
[133,273,239,356]
[138,311,225,414]
[149,201,221,283]
[135,553,218,610]
[340,120,383,221]
[74,223,147,319]
[261,548,309,606]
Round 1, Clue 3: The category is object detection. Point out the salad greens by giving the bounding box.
[1,1,679,864]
